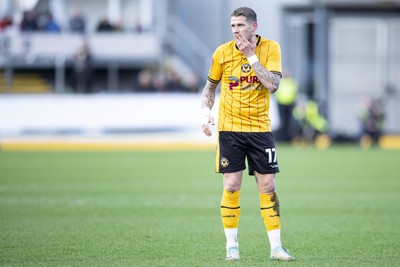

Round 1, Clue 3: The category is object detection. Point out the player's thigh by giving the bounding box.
[246,132,280,175]
[216,131,247,173]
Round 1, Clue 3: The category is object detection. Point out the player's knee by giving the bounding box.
[223,172,242,192]
[256,173,276,194]
[258,181,275,194]
[224,182,240,192]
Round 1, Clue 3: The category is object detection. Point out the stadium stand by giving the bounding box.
[0,0,206,93]
[1,32,162,92]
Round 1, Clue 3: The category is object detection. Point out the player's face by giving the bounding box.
[230,16,257,41]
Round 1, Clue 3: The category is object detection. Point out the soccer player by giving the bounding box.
[200,7,295,261]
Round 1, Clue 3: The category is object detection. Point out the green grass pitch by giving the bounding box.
[1,146,400,266]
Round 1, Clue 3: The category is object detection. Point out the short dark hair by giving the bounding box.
[231,7,257,23]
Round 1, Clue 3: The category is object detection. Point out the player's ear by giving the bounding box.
[252,22,258,32]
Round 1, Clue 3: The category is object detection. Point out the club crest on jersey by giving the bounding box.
[241,63,251,73]
[221,157,229,168]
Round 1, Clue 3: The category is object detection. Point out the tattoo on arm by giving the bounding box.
[201,81,218,109]
[251,62,281,93]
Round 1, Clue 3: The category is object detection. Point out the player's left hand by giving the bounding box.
[236,33,256,58]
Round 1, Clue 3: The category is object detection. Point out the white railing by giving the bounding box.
[1,31,161,66]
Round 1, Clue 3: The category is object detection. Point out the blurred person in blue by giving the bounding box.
[38,12,60,32]
[201,6,294,262]
[69,8,86,34]
[44,13,60,32]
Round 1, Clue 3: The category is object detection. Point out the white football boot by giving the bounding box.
[270,246,295,261]
[225,246,240,261]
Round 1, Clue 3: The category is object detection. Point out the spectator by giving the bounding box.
[72,39,93,93]
[20,10,38,31]
[152,73,167,92]
[0,15,13,31]
[166,69,186,92]
[136,69,154,92]
[96,17,114,32]
[42,12,61,32]
[69,8,86,33]
[358,95,384,148]
[113,20,125,32]
[292,96,329,143]
[275,70,298,141]
[132,21,144,33]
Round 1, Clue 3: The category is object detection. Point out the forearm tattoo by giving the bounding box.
[201,81,218,109]
[252,61,281,93]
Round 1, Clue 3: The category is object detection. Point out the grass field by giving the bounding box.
[1,145,400,266]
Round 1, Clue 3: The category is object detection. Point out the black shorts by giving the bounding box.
[216,131,280,175]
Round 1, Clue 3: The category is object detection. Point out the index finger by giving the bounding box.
[236,33,247,43]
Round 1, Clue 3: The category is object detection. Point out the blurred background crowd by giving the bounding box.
[0,0,399,147]
[0,0,203,95]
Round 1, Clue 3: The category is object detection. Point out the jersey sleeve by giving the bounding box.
[207,46,223,84]
[266,41,282,76]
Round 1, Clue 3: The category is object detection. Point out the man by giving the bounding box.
[200,7,295,262]
[275,70,299,142]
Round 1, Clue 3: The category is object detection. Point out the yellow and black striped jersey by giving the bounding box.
[208,35,282,132]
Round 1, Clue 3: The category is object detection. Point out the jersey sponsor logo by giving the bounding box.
[228,77,239,91]
[240,76,259,83]
[229,75,264,91]
[241,83,264,91]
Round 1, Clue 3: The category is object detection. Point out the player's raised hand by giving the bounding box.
[236,33,256,58]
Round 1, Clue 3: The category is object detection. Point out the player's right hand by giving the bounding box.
[201,111,215,137]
